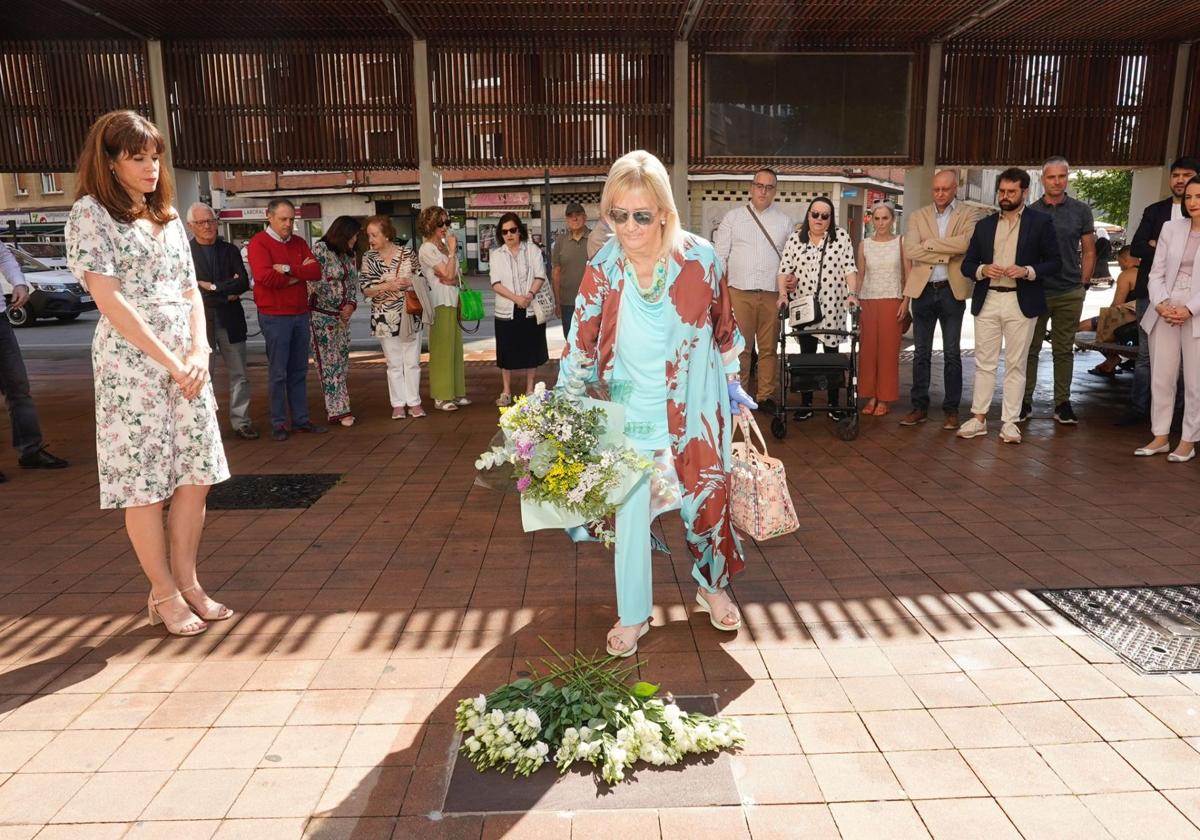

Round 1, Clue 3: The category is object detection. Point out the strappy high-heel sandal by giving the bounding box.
[695,588,742,632]
[605,621,649,658]
[148,591,208,637]
[180,584,234,621]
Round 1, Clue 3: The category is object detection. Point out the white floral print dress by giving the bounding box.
[66,195,230,509]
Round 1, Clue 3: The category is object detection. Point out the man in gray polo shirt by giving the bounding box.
[1022,156,1095,425]
[551,202,591,339]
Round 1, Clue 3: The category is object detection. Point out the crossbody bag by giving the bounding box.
[787,233,829,328]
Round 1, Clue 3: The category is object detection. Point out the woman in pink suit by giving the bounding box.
[1135,177,1200,463]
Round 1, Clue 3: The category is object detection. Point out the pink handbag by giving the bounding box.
[730,415,799,541]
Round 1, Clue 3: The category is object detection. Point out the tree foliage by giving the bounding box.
[1072,169,1133,227]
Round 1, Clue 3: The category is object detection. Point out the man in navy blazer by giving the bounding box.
[957,168,1061,444]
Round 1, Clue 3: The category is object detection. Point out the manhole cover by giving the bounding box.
[1034,585,1200,674]
[441,695,740,813]
[206,474,341,510]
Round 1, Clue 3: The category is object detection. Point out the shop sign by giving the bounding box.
[468,192,530,210]
[219,203,322,221]
[28,210,69,224]
[866,189,886,207]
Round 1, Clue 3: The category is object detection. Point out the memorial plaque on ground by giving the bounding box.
[441,695,741,813]
[206,474,341,509]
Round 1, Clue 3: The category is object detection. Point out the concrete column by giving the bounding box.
[902,42,943,226]
[1128,43,1192,225]
[413,39,442,208]
[671,40,689,228]
[147,40,205,212]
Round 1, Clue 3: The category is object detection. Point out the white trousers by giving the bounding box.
[379,334,422,407]
[1149,321,1200,441]
[970,292,1037,423]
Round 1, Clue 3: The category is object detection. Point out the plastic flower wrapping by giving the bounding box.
[475,372,653,544]
[454,640,744,784]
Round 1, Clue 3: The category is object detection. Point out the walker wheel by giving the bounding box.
[834,413,859,441]
[770,415,787,439]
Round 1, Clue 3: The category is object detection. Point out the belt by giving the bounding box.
[989,286,1017,293]
[926,280,950,289]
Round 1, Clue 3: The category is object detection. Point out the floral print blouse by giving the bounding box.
[309,241,359,317]
[778,225,857,346]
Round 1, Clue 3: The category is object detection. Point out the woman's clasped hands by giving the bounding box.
[171,349,210,400]
[1157,302,1194,327]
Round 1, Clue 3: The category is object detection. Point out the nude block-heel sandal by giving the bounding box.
[148,592,208,637]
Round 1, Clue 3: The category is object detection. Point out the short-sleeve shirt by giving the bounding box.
[360,247,420,337]
[778,225,857,347]
[551,228,590,307]
[1031,193,1094,295]
[419,242,459,308]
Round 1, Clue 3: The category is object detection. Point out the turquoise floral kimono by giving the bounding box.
[559,233,748,592]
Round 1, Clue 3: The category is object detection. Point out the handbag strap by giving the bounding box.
[735,414,770,459]
[747,206,782,259]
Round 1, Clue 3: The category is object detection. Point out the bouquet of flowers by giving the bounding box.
[475,382,651,544]
[454,641,744,785]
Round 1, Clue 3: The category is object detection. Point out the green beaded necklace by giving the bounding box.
[626,257,668,303]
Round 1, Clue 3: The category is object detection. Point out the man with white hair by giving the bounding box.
[1022,156,1095,425]
[187,203,257,439]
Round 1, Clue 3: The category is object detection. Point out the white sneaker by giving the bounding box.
[999,422,1022,444]
[956,417,987,438]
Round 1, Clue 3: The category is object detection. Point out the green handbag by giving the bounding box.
[458,282,484,332]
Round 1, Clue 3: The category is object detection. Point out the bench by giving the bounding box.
[1073,330,1138,359]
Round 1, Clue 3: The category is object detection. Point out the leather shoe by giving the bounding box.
[235,425,259,440]
[271,426,289,442]
[899,410,927,426]
[942,413,960,430]
[292,422,328,435]
[19,448,67,469]
[757,398,777,415]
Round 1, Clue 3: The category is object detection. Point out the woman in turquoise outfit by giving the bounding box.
[559,150,758,657]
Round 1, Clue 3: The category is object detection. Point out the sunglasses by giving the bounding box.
[500,227,519,235]
[607,208,656,226]
[809,211,831,221]
[437,221,449,228]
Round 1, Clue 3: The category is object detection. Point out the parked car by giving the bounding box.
[2,249,96,327]
[14,242,68,269]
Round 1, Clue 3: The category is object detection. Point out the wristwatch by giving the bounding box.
[281,265,291,274]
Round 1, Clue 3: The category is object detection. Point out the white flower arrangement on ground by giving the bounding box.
[454,640,744,785]
[475,383,651,544]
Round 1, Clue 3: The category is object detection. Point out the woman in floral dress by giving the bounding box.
[309,216,360,426]
[65,110,230,637]
[559,150,755,658]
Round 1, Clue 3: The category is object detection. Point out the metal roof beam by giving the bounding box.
[378,0,422,39]
[937,0,1022,41]
[676,0,708,41]
[56,0,149,39]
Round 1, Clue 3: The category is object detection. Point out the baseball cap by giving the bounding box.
[565,202,585,216]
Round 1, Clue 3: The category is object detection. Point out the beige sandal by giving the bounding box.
[695,588,742,632]
[605,620,649,658]
[148,592,207,637]
[180,584,233,621]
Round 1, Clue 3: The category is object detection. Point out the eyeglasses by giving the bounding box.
[500,227,519,235]
[752,183,777,191]
[607,208,655,226]
[809,211,831,221]
[192,220,217,226]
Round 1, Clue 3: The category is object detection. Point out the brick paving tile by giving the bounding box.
[828,800,931,840]
[227,767,334,819]
[807,752,905,802]
[1069,698,1176,741]
[122,819,220,839]
[1112,738,1200,790]
[789,712,876,753]
[0,772,89,824]
[997,794,1116,840]
[211,818,308,839]
[1080,791,1200,840]
[33,825,128,839]
[998,700,1102,745]
[960,746,1071,797]
[884,749,988,799]
[732,754,823,804]
[658,807,750,840]
[742,804,840,839]
[101,727,205,772]
[1037,742,1153,794]
[915,797,1024,839]
[52,769,171,823]
[860,709,951,751]
[568,809,662,840]
[23,728,131,773]
[140,767,255,821]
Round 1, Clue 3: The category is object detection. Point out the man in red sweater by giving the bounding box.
[248,199,327,441]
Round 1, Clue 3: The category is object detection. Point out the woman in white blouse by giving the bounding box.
[855,202,908,416]
[1135,177,1200,462]
[776,197,860,420]
[489,212,549,405]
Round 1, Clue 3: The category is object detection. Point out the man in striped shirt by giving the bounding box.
[714,168,795,414]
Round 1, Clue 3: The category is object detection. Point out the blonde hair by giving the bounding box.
[600,150,685,262]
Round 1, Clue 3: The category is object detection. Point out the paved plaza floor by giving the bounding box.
[2,343,1200,839]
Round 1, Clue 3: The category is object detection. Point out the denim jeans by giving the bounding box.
[0,317,44,457]
[909,283,966,414]
[258,312,311,428]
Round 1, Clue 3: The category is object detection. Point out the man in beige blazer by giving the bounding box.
[900,170,981,429]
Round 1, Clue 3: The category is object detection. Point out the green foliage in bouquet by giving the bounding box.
[454,640,744,785]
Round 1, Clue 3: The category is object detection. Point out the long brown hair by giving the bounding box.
[75,110,176,225]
